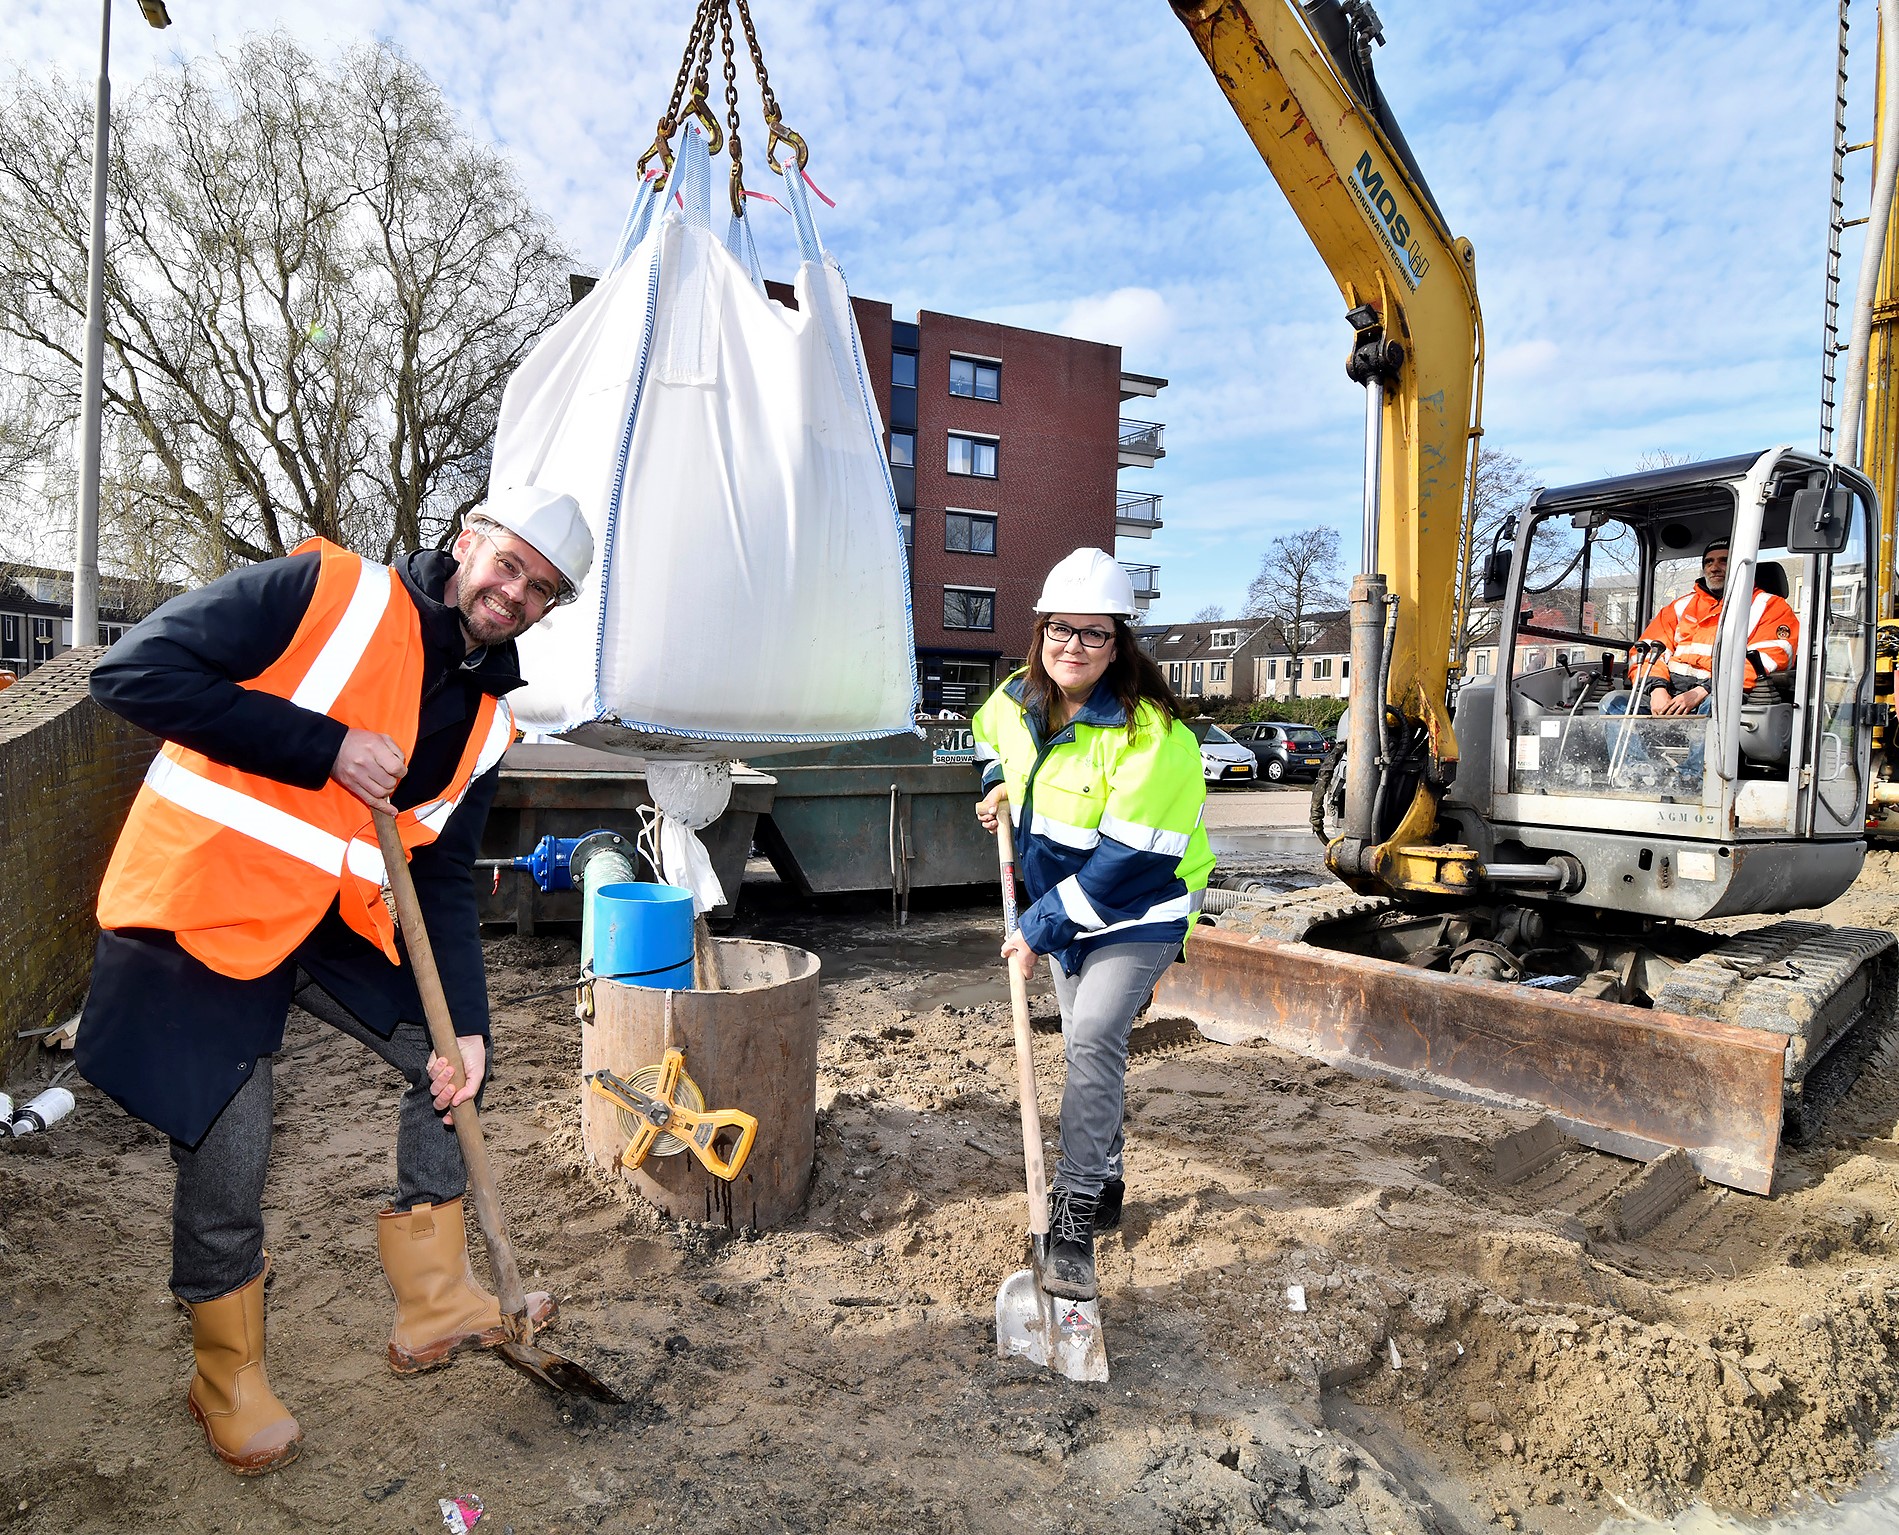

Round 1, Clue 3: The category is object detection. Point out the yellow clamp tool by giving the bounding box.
[586,1051,758,1182]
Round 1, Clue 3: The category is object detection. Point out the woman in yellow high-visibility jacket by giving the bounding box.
[973,548,1213,1300]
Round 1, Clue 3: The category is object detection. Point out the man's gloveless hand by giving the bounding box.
[332,728,407,814]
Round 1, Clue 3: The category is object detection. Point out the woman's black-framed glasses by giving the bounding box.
[1043,620,1114,650]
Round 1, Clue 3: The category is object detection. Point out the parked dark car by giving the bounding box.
[1227,721,1332,782]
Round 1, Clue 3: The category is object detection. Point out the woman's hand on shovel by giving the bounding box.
[427,1035,486,1125]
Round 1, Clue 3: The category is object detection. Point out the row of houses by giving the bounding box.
[1135,615,1356,703]
[1136,610,1589,706]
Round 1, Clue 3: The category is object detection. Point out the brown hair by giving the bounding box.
[1019,615,1186,737]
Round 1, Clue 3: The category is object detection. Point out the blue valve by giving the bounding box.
[484,829,630,893]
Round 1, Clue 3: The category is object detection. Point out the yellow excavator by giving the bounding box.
[1155,0,1894,1194]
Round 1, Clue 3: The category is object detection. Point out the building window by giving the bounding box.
[898,511,914,550]
[1211,630,1236,649]
[947,433,998,478]
[949,355,1000,401]
[893,352,918,389]
[939,658,993,709]
[888,430,915,467]
[1311,657,1334,680]
[1210,662,1227,683]
[943,586,995,631]
[944,511,997,555]
[1340,659,1350,679]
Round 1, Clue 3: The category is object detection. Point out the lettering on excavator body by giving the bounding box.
[1350,150,1429,289]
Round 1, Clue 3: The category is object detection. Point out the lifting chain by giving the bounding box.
[734,0,808,175]
[718,3,745,219]
[637,0,809,214]
[638,0,719,178]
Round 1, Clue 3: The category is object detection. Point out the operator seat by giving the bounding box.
[1739,559,1796,768]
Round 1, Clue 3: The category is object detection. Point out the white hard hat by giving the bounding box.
[1033,547,1136,618]
[481,485,594,596]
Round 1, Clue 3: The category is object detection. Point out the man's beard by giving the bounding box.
[458,581,528,645]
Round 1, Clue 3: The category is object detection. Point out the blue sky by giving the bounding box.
[14,1,1864,621]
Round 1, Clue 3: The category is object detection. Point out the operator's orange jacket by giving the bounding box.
[1633,583,1798,693]
[96,537,513,981]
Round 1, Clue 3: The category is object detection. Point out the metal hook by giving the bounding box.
[765,117,809,175]
[684,91,725,157]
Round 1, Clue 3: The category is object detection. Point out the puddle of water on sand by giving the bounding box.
[907,977,1008,1011]
[1593,1440,1899,1534]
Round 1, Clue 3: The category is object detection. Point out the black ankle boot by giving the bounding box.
[1044,1187,1099,1300]
[1094,1178,1124,1232]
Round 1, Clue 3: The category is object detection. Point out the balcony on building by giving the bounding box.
[1122,562,1160,612]
[1119,370,1166,402]
[1115,489,1163,540]
[1118,418,1165,468]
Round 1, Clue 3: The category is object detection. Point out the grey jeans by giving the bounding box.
[168,982,468,1302]
[1048,940,1180,1198]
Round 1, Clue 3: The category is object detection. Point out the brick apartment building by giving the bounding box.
[767,282,1166,714]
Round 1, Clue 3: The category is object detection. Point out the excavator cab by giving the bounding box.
[1442,448,1877,922]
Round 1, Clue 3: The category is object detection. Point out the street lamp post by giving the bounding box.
[73,0,171,649]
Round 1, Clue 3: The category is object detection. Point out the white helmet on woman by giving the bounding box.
[1033,547,1136,618]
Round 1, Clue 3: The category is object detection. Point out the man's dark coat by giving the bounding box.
[76,548,521,1148]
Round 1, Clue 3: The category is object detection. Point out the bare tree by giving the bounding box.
[1633,448,1693,471]
[1243,526,1342,698]
[1456,446,1540,654]
[0,34,573,576]
[1192,602,1226,623]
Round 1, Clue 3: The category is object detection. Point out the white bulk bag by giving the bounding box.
[491,124,917,759]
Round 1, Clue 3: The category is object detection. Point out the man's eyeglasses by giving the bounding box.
[473,530,563,611]
[1043,620,1114,650]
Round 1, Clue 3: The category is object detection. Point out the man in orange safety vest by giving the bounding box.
[76,485,592,1475]
[1631,539,1798,714]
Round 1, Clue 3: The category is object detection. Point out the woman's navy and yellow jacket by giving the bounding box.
[973,672,1213,976]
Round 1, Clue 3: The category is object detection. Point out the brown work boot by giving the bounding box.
[180,1268,303,1475]
[377,1197,557,1373]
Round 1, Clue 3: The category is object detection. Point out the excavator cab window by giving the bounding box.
[1502,468,1874,815]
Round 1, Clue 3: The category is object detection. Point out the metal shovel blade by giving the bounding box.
[995,1255,1109,1383]
[494,1339,624,1405]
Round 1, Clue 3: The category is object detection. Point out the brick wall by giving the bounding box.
[0,649,155,1066]
[911,313,1121,661]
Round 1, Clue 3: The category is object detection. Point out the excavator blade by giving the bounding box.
[1153,925,1789,1194]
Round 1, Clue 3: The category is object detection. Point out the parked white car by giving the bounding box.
[1187,720,1256,786]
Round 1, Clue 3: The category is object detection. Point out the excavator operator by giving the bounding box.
[1611,539,1800,718]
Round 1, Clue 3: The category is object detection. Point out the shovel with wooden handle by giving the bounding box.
[372,811,622,1404]
[992,812,1109,1383]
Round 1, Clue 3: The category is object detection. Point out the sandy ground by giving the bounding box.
[6,785,1899,1534]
